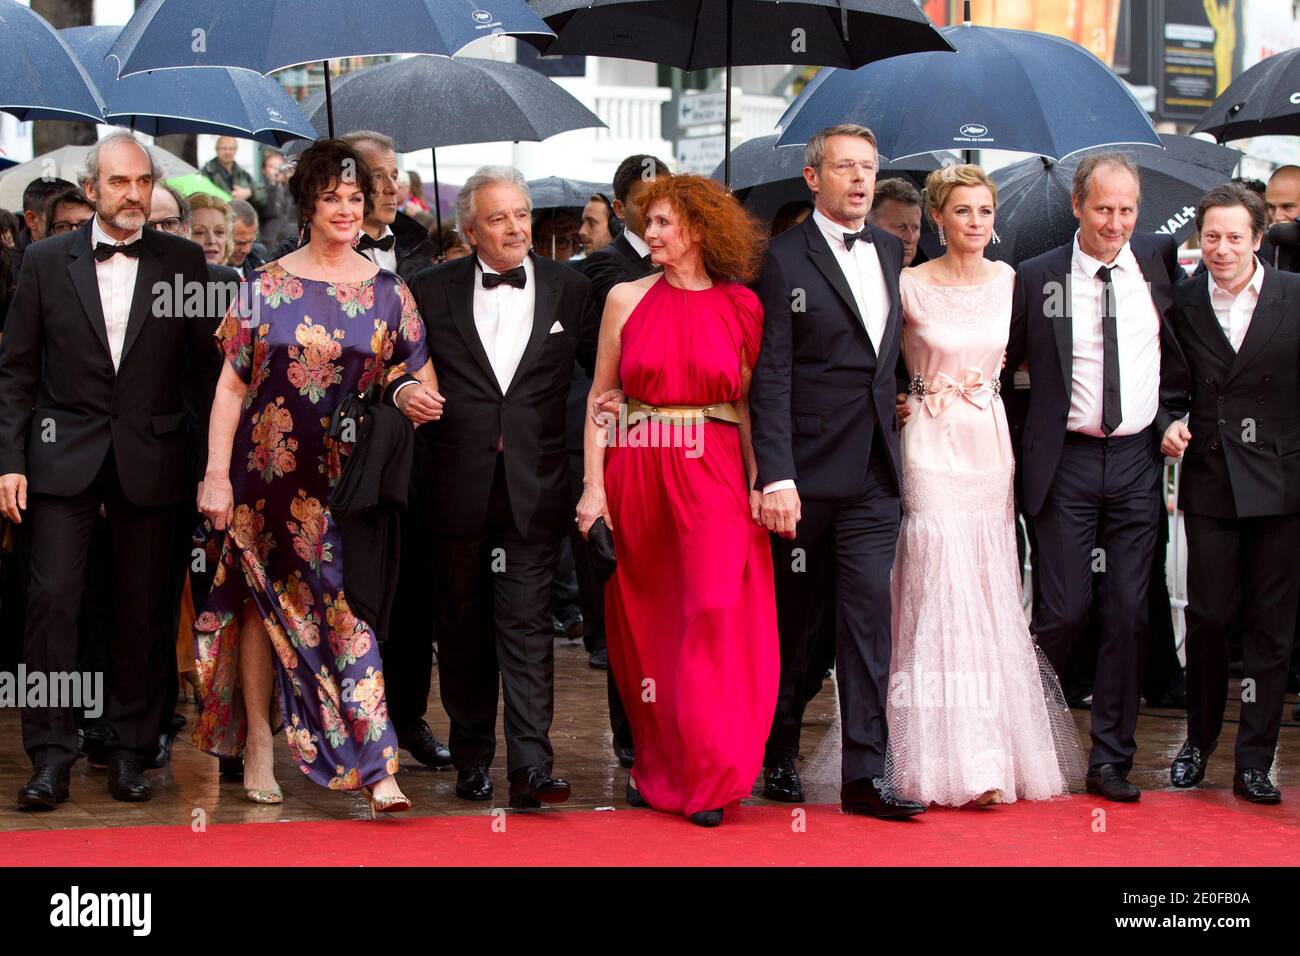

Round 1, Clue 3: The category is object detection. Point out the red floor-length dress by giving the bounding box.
[603,276,779,816]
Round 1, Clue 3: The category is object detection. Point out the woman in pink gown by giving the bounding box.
[576,175,778,827]
[888,165,1084,806]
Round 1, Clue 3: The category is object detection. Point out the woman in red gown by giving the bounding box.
[576,175,778,826]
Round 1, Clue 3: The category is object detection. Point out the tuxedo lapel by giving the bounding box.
[1043,249,1074,403]
[449,257,501,394]
[801,217,874,357]
[119,229,165,365]
[66,223,113,362]
[870,224,902,367]
[1181,274,1236,370]
[1226,267,1286,385]
[508,254,560,395]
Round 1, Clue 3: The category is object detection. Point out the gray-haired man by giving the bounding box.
[386,166,597,807]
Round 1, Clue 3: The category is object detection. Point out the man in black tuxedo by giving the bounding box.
[750,124,923,819]
[0,132,213,808]
[1161,184,1300,803]
[388,166,597,807]
[1005,154,1190,802]
[572,153,668,767]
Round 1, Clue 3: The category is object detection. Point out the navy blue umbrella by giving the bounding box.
[988,134,1243,267]
[1193,47,1300,143]
[64,26,316,148]
[0,0,105,124]
[775,22,1160,161]
[107,0,556,137]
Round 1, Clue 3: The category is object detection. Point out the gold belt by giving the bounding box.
[625,397,741,425]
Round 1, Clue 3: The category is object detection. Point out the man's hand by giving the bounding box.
[761,487,801,539]
[591,388,624,425]
[0,474,27,524]
[1162,421,1191,459]
[231,186,253,202]
[395,383,445,425]
[896,392,912,426]
[749,489,763,525]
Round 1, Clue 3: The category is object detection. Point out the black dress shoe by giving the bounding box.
[1170,740,1212,789]
[218,755,243,779]
[508,767,571,808]
[763,757,805,803]
[614,740,634,769]
[148,732,175,770]
[1233,768,1281,804]
[397,721,453,769]
[1085,764,1140,802]
[588,645,608,669]
[107,756,152,802]
[841,776,926,819]
[455,766,493,801]
[79,725,116,770]
[625,778,649,808]
[16,766,70,810]
[689,808,724,827]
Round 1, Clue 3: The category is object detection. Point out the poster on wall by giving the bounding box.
[922,0,1126,66]
[1157,0,1242,120]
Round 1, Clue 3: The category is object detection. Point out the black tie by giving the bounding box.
[842,227,874,250]
[357,233,396,253]
[482,266,526,290]
[1096,265,1123,436]
[93,240,144,262]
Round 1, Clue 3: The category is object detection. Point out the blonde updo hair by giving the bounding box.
[187,192,236,263]
[923,164,998,226]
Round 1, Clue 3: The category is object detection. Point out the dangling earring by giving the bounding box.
[938,228,947,247]
[991,228,1002,244]
[297,217,308,247]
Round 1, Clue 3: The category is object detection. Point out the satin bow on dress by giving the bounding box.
[922,367,997,417]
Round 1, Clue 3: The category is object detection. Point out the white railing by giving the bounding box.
[739,93,788,141]
[592,86,673,141]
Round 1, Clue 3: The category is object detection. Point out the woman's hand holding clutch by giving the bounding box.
[575,485,611,539]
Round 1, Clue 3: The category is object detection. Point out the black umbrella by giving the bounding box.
[107,0,555,137]
[1193,47,1300,143]
[988,134,1243,267]
[0,0,105,124]
[302,55,605,254]
[527,176,613,210]
[708,134,958,223]
[523,0,953,185]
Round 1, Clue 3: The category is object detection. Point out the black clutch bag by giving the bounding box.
[587,516,617,582]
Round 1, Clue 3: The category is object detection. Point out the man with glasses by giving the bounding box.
[750,123,922,820]
[43,188,95,239]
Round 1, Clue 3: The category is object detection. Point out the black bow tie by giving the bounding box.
[481,266,526,290]
[93,240,144,262]
[357,233,396,253]
[842,228,874,250]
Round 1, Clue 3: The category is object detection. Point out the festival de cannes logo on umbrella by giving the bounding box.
[471,8,503,29]
[266,107,286,126]
[955,123,993,143]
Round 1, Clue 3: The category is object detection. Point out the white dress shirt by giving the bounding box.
[1068,233,1161,437]
[92,217,142,372]
[474,255,536,394]
[763,210,891,497]
[623,228,650,261]
[1208,256,1264,352]
[359,225,398,274]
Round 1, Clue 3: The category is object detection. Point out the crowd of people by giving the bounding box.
[0,118,1296,827]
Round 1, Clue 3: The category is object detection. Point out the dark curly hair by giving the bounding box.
[288,139,375,228]
[639,174,766,284]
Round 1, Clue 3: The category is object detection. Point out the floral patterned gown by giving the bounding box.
[192,262,428,790]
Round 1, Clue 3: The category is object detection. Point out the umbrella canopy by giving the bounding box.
[987,134,1243,267]
[63,26,317,148]
[167,173,232,202]
[0,144,198,212]
[709,133,958,222]
[775,24,1160,161]
[1193,47,1300,143]
[0,0,106,124]
[527,177,613,210]
[523,0,952,70]
[108,0,555,76]
[302,55,606,150]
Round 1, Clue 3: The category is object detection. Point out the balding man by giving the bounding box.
[0,132,213,808]
[1264,165,1300,226]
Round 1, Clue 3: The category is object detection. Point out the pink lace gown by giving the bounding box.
[886,263,1083,805]
[603,276,779,817]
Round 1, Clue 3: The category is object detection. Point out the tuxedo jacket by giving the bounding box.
[1167,263,1300,518]
[1004,233,1190,516]
[393,252,597,542]
[581,232,655,319]
[275,210,435,284]
[0,220,212,506]
[750,215,907,500]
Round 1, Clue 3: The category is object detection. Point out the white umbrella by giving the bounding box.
[0,144,198,212]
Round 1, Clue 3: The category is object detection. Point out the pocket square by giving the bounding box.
[548,321,564,334]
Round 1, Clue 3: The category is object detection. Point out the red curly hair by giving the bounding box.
[639,174,766,284]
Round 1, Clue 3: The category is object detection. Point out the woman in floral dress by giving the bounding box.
[194,141,440,813]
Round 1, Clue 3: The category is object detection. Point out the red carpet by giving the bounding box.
[3,791,1297,867]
